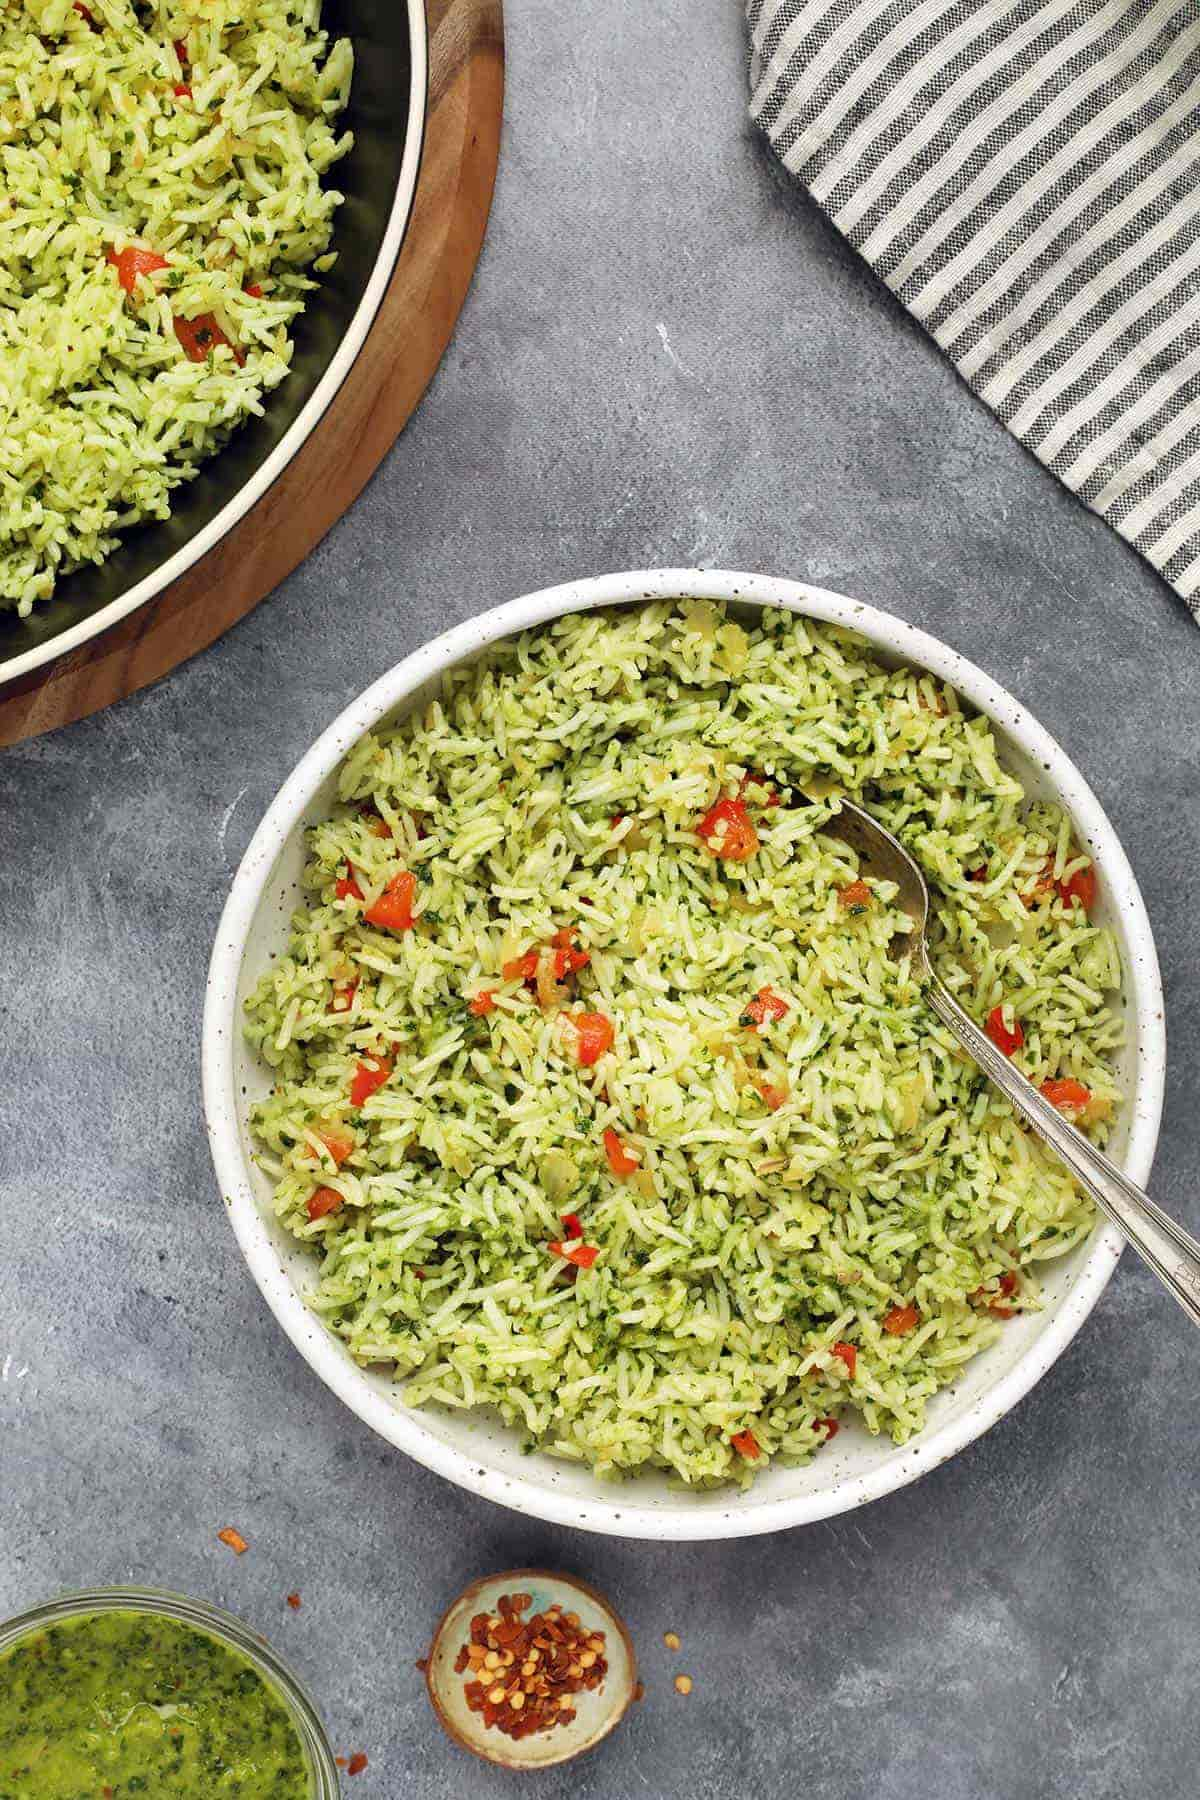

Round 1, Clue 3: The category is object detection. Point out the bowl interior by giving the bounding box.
[0,0,418,672]
[211,576,1164,1538]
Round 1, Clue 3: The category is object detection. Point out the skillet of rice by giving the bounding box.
[1,0,352,614]
[243,601,1123,1488]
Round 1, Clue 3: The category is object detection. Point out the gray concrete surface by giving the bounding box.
[3,3,1199,1795]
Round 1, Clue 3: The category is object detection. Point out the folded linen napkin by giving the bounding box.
[747,0,1200,617]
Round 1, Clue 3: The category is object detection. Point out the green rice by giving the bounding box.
[244,602,1123,1487]
[1,0,353,613]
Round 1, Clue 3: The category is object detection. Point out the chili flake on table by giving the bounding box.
[455,1592,608,1740]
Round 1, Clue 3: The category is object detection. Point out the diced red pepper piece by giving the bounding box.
[502,950,539,982]
[551,927,591,978]
[244,282,263,298]
[756,1080,788,1112]
[560,1212,583,1241]
[105,244,170,295]
[1040,1077,1092,1117]
[741,985,789,1029]
[549,1239,599,1269]
[602,1127,639,1177]
[174,311,245,367]
[571,1012,614,1067]
[967,865,988,882]
[730,1429,760,1460]
[306,1187,343,1222]
[362,810,392,838]
[983,1269,1020,1317]
[985,1005,1024,1056]
[331,980,358,1014]
[839,879,872,911]
[173,83,191,98]
[349,1056,391,1108]
[312,1123,354,1167]
[468,989,497,1016]
[832,1341,857,1379]
[1059,866,1097,912]
[818,1416,839,1440]
[696,796,759,861]
[883,1304,920,1336]
[73,3,98,23]
[364,870,417,933]
[173,36,189,63]
[335,870,363,902]
[217,1526,248,1554]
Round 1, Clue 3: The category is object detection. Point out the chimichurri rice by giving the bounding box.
[1,0,353,613]
[244,602,1122,1486]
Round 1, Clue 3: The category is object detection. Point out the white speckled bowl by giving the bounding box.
[202,569,1165,1541]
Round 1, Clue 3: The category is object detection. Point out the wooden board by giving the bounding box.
[0,0,504,746]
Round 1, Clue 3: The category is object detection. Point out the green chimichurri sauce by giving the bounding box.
[0,1609,312,1798]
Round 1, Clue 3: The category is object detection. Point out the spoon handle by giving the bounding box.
[924,974,1200,1329]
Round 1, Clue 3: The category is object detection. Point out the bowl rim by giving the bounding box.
[0,0,429,688]
[202,567,1166,1541]
[0,1585,340,1796]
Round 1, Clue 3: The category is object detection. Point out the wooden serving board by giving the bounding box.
[0,0,504,746]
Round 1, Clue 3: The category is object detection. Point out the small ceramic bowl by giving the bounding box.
[423,1571,637,1770]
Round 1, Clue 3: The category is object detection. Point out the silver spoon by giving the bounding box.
[823,799,1200,1327]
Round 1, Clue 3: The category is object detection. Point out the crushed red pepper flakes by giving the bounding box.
[347,1752,369,1776]
[217,1526,248,1555]
[286,1592,302,1611]
[455,1591,608,1740]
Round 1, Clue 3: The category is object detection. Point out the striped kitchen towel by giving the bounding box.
[747,0,1200,615]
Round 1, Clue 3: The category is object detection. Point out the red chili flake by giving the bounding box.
[286,1592,302,1611]
[347,1753,368,1776]
[173,36,189,62]
[455,1592,608,1739]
